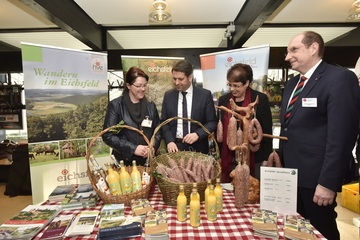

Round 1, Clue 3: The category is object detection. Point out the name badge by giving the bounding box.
[302,98,317,107]
[141,116,152,128]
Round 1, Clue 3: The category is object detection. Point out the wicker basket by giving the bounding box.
[149,116,221,206]
[86,124,154,206]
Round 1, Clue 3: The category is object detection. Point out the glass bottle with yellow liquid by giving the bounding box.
[207,185,217,221]
[192,183,200,201]
[204,179,211,212]
[131,160,142,192]
[119,160,132,194]
[106,163,122,195]
[214,178,223,212]
[190,188,200,227]
[177,185,187,222]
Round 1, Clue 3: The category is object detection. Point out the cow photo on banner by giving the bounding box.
[21,43,108,204]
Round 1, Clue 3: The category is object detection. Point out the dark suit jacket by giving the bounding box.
[217,89,273,163]
[161,85,217,154]
[279,61,360,192]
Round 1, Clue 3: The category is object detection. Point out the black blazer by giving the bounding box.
[217,88,273,163]
[279,61,360,192]
[161,85,217,154]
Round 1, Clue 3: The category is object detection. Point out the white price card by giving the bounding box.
[260,166,298,215]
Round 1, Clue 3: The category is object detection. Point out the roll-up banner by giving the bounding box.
[121,55,184,115]
[200,45,270,104]
[21,43,108,204]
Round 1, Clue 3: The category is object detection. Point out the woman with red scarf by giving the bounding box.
[218,63,273,183]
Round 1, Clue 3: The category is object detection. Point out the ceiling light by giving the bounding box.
[149,9,172,22]
[347,0,360,20]
[149,0,172,24]
[152,0,167,10]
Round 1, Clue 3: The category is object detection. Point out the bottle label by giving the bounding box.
[142,172,150,187]
[216,196,223,211]
[208,204,217,220]
[121,179,132,194]
[109,182,121,195]
[97,177,110,194]
[132,175,142,191]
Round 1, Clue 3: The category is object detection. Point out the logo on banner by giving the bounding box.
[57,168,88,182]
[92,57,105,73]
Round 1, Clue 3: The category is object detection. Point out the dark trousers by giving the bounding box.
[297,187,340,240]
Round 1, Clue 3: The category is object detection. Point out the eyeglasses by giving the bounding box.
[132,83,148,89]
[227,83,243,89]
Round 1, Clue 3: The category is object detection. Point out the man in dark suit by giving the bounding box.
[161,60,217,154]
[279,31,360,239]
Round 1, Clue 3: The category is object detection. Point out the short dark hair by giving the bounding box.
[226,63,253,84]
[302,31,325,58]
[125,66,149,85]
[172,60,193,77]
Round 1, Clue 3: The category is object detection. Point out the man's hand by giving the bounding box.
[135,145,149,158]
[183,133,199,145]
[167,142,178,153]
[313,184,335,206]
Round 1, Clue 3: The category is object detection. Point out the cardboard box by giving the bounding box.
[341,183,359,213]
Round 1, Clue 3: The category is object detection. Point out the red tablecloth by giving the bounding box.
[34,185,326,240]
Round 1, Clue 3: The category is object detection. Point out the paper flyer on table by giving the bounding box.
[260,166,298,215]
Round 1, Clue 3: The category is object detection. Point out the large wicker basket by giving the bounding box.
[86,124,154,206]
[149,116,221,206]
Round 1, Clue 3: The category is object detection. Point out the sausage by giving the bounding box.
[185,168,200,182]
[156,163,168,176]
[248,143,260,152]
[227,115,237,150]
[201,162,208,181]
[216,119,223,143]
[179,158,185,169]
[236,126,243,146]
[186,157,193,171]
[265,151,275,167]
[233,160,250,208]
[179,166,190,182]
[273,150,282,167]
[167,158,184,182]
[248,118,263,145]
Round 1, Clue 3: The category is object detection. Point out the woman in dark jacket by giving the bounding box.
[218,63,273,182]
[102,66,161,166]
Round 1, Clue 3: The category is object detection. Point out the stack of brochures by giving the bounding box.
[97,204,142,240]
[251,208,279,239]
[39,214,75,240]
[0,205,62,239]
[60,183,98,210]
[144,209,169,240]
[48,184,79,202]
[64,210,100,237]
[283,215,317,240]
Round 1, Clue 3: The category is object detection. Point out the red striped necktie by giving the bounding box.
[284,76,307,123]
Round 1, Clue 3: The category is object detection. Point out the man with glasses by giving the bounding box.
[217,63,273,183]
[280,31,360,239]
[161,60,217,154]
